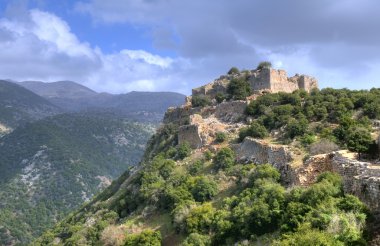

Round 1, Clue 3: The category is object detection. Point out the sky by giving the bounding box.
[0,0,379,95]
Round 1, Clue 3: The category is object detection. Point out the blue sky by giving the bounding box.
[0,0,379,94]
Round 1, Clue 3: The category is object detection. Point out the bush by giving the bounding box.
[227,67,240,75]
[215,132,227,143]
[192,95,211,108]
[177,142,192,160]
[227,78,251,100]
[213,147,235,170]
[257,61,272,70]
[188,160,203,175]
[183,233,211,246]
[203,150,213,161]
[309,139,339,155]
[190,176,218,202]
[186,203,215,234]
[124,230,161,246]
[215,93,226,103]
[239,122,269,141]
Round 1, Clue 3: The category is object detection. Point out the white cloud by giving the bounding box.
[0,8,187,93]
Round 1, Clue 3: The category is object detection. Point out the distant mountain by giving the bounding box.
[19,80,98,99]
[18,81,186,123]
[0,112,154,245]
[0,80,61,134]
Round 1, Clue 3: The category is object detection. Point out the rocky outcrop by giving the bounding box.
[236,137,295,184]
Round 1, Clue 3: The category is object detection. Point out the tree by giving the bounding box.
[124,230,161,246]
[177,142,192,160]
[346,126,372,157]
[227,78,251,100]
[257,61,272,70]
[213,147,235,170]
[191,176,218,202]
[192,95,211,107]
[239,122,269,141]
[227,67,240,75]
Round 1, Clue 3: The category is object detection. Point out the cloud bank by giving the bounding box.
[1,0,380,94]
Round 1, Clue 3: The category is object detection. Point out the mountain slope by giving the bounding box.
[0,80,61,134]
[0,112,154,245]
[18,81,186,123]
[19,81,98,99]
[35,68,379,245]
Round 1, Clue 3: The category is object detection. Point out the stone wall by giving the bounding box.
[178,124,202,149]
[215,101,247,123]
[236,137,295,185]
[192,68,318,100]
[294,152,380,211]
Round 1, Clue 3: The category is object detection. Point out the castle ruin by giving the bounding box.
[192,68,318,98]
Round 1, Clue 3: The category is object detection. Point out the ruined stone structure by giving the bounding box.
[236,137,296,185]
[176,101,247,148]
[293,152,380,211]
[192,68,318,99]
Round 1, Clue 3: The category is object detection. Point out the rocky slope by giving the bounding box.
[35,66,380,245]
[0,112,155,245]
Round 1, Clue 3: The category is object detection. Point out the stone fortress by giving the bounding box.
[163,66,380,212]
[192,67,318,98]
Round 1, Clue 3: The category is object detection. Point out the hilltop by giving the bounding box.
[0,80,61,134]
[36,64,380,245]
[18,80,185,123]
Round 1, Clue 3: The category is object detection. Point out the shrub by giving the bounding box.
[215,93,226,103]
[250,164,281,182]
[257,61,272,70]
[191,176,218,202]
[124,230,161,246]
[227,67,240,75]
[183,233,211,246]
[186,203,215,234]
[239,122,269,141]
[213,147,235,170]
[227,78,251,100]
[203,150,213,161]
[215,132,227,143]
[309,139,339,155]
[192,95,211,107]
[188,160,203,175]
[177,142,192,160]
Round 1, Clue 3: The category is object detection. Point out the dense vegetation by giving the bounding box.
[35,108,373,245]
[31,80,380,245]
[243,88,380,157]
[0,80,60,132]
[0,113,154,245]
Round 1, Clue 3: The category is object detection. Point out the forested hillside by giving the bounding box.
[35,85,380,245]
[0,113,154,245]
[0,80,61,135]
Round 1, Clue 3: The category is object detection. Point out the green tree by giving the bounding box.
[346,126,372,157]
[239,122,269,141]
[124,230,161,246]
[227,67,240,75]
[257,61,272,70]
[177,142,192,160]
[192,95,211,107]
[213,147,235,170]
[190,176,218,202]
[227,78,251,100]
